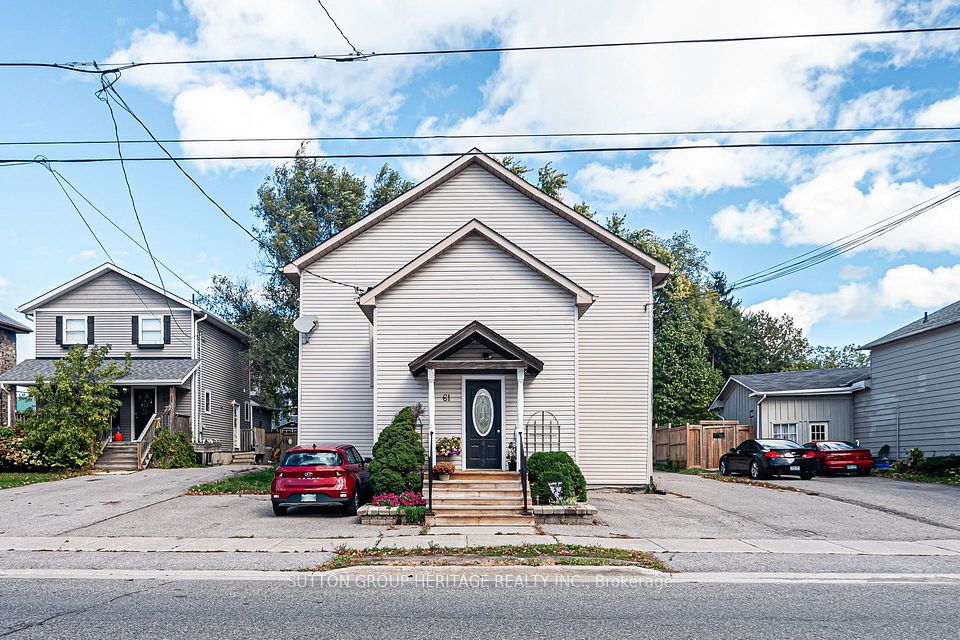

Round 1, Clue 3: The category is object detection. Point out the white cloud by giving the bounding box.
[915,93,960,126]
[711,201,782,244]
[172,84,316,171]
[576,145,791,209]
[0,274,7,294]
[839,264,871,281]
[835,86,911,128]
[747,263,960,333]
[68,249,98,263]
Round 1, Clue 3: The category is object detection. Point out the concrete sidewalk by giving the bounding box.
[3,534,959,555]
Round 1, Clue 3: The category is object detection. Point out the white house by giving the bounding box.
[284,150,669,486]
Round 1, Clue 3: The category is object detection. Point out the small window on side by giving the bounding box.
[203,390,212,414]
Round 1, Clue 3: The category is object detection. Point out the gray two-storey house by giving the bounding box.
[0,263,253,466]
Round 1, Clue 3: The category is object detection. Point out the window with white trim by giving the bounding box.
[63,316,88,345]
[244,401,251,422]
[203,390,212,414]
[139,315,163,345]
[772,423,798,442]
[810,422,828,441]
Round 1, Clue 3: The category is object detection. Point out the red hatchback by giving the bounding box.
[270,444,372,516]
[803,440,874,476]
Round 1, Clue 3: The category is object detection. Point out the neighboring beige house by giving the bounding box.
[284,150,669,486]
[0,263,255,468]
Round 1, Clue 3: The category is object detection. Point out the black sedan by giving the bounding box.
[719,439,817,480]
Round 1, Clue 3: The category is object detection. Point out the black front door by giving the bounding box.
[465,379,502,469]
[133,388,156,439]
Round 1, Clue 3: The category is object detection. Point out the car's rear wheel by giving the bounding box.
[799,471,815,480]
[749,461,764,480]
[344,491,360,516]
[719,460,729,476]
[272,504,287,517]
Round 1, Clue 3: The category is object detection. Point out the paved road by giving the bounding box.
[1,573,958,639]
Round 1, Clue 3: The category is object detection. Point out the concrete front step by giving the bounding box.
[427,514,535,526]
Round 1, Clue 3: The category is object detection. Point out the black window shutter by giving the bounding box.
[163,315,171,344]
[131,316,139,345]
[55,316,63,345]
[87,316,95,345]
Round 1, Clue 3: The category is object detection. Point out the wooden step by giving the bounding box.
[430,481,521,491]
[432,498,523,507]
[430,490,522,499]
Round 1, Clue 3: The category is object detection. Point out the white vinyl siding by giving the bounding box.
[374,235,576,462]
[298,164,653,483]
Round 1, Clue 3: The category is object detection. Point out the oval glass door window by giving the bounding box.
[472,389,494,437]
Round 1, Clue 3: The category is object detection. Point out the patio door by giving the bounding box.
[133,388,156,439]
[464,378,502,470]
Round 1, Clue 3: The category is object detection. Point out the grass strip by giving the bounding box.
[316,543,673,572]
[0,470,86,490]
[187,467,275,495]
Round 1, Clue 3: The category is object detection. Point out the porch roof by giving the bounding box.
[408,321,544,377]
[0,358,200,386]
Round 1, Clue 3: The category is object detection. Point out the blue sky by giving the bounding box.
[3,1,960,361]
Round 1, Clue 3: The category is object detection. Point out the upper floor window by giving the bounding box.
[63,316,88,345]
[139,316,163,345]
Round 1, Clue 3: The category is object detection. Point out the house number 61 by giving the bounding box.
[441,393,451,402]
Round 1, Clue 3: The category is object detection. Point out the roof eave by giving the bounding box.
[747,387,855,397]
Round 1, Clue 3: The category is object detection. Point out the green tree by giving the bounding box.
[369,406,425,494]
[203,149,413,409]
[21,345,130,469]
[806,344,870,368]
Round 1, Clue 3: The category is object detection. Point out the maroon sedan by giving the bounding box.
[803,440,874,476]
[270,444,372,516]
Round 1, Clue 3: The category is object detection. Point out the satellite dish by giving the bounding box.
[293,315,319,333]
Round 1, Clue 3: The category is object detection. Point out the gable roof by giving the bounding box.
[0,311,31,334]
[0,358,200,386]
[710,367,870,411]
[16,263,249,343]
[283,149,670,288]
[408,320,544,376]
[861,299,960,350]
[356,219,596,320]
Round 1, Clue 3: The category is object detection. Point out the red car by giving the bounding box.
[270,444,372,516]
[803,440,874,476]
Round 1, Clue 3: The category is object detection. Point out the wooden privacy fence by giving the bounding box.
[654,421,753,469]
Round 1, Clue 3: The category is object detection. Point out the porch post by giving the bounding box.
[427,368,436,469]
[516,367,525,438]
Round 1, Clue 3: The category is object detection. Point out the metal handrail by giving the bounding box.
[518,429,529,515]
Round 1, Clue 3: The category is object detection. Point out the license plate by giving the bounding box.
[847,464,858,470]
[790,465,800,471]
[301,494,317,502]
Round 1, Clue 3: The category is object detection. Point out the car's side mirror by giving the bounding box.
[363,457,372,464]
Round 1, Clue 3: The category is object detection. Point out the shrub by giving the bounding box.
[150,430,199,469]
[369,406,425,494]
[526,451,587,504]
[916,454,960,476]
[0,432,47,471]
[371,491,426,507]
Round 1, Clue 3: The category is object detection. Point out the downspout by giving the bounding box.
[194,314,208,442]
[755,395,767,439]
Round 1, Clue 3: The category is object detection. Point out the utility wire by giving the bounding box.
[4,136,960,165]
[2,25,957,72]
[731,184,960,290]
[316,0,365,58]
[100,77,364,293]
[3,125,960,147]
[97,70,188,334]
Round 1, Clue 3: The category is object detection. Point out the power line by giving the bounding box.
[4,137,960,165]
[97,71,188,335]
[2,25,958,73]
[316,0,364,58]
[731,184,960,290]
[3,125,960,148]
[99,78,364,293]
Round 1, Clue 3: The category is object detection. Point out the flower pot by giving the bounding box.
[438,473,450,481]
[508,460,517,471]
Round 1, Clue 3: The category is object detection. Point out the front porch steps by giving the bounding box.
[231,451,257,465]
[95,442,140,471]
[427,470,534,527]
